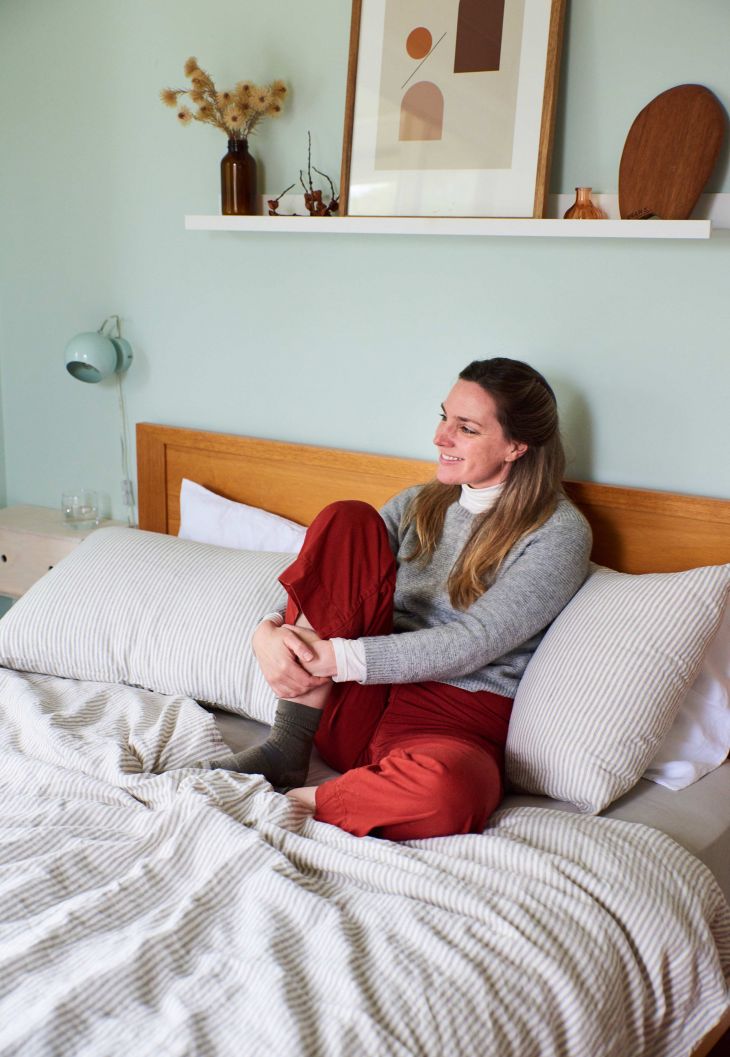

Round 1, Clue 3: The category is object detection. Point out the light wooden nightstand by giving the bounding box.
[0,505,125,599]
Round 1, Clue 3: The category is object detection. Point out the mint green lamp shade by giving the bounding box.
[65,331,133,383]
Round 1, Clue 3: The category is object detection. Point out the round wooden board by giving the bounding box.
[619,84,726,220]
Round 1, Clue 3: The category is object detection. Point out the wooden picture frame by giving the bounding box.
[340,0,566,218]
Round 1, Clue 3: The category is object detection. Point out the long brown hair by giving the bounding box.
[404,358,566,609]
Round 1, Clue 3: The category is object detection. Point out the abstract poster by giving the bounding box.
[341,0,566,217]
[375,0,524,171]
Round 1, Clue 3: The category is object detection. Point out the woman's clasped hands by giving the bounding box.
[252,620,337,700]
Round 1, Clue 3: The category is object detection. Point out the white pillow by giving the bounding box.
[178,478,306,554]
[643,596,729,789]
[505,562,730,813]
[0,527,288,723]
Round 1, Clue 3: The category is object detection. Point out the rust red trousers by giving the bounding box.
[279,501,513,841]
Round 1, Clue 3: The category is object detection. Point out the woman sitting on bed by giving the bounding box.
[209,357,592,840]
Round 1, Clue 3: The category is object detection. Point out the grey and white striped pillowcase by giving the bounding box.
[0,527,290,724]
[505,562,730,813]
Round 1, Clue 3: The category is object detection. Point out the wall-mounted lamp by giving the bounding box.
[64,315,136,526]
[65,316,133,383]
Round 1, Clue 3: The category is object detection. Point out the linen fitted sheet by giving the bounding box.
[211,709,730,902]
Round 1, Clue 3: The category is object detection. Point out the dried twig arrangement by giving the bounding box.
[268,133,339,217]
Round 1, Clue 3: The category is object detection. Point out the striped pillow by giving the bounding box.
[505,562,730,813]
[0,527,289,723]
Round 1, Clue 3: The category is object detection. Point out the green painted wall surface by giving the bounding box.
[0,0,728,520]
[0,334,5,510]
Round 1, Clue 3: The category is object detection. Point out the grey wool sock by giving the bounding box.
[205,699,322,789]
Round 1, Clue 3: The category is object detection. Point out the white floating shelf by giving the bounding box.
[185,214,711,239]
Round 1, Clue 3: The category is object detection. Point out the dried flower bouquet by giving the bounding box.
[161,57,287,139]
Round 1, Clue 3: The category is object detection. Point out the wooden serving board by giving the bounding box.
[619,84,726,219]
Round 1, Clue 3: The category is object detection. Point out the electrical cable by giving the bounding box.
[99,315,136,528]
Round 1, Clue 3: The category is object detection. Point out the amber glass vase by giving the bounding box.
[221,138,257,216]
[563,187,606,220]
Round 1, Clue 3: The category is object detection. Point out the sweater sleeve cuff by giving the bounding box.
[331,638,368,683]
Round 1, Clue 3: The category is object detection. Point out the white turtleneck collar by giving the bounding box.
[459,481,504,514]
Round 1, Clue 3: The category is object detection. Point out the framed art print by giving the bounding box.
[340,0,566,218]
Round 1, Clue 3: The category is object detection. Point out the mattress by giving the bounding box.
[211,708,730,902]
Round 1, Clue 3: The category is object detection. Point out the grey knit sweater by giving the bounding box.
[361,487,592,698]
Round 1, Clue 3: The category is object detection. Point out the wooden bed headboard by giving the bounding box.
[137,423,730,574]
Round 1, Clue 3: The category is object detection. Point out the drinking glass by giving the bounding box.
[61,490,100,529]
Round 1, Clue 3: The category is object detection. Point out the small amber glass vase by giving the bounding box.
[563,187,606,220]
[221,138,257,216]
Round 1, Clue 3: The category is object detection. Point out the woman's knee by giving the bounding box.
[302,500,395,590]
[310,500,383,533]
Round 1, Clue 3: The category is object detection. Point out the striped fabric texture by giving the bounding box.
[0,527,289,723]
[506,562,730,813]
[0,667,728,1057]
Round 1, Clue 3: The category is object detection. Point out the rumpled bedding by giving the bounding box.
[0,668,728,1057]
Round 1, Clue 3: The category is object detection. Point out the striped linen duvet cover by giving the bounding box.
[0,667,728,1057]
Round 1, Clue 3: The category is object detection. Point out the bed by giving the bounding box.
[0,421,727,1057]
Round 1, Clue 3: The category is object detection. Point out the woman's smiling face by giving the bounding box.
[433,380,527,489]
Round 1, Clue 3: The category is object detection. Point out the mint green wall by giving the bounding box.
[0,328,5,510]
[0,348,6,609]
[554,2,730,192]
[0,0,729,518]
